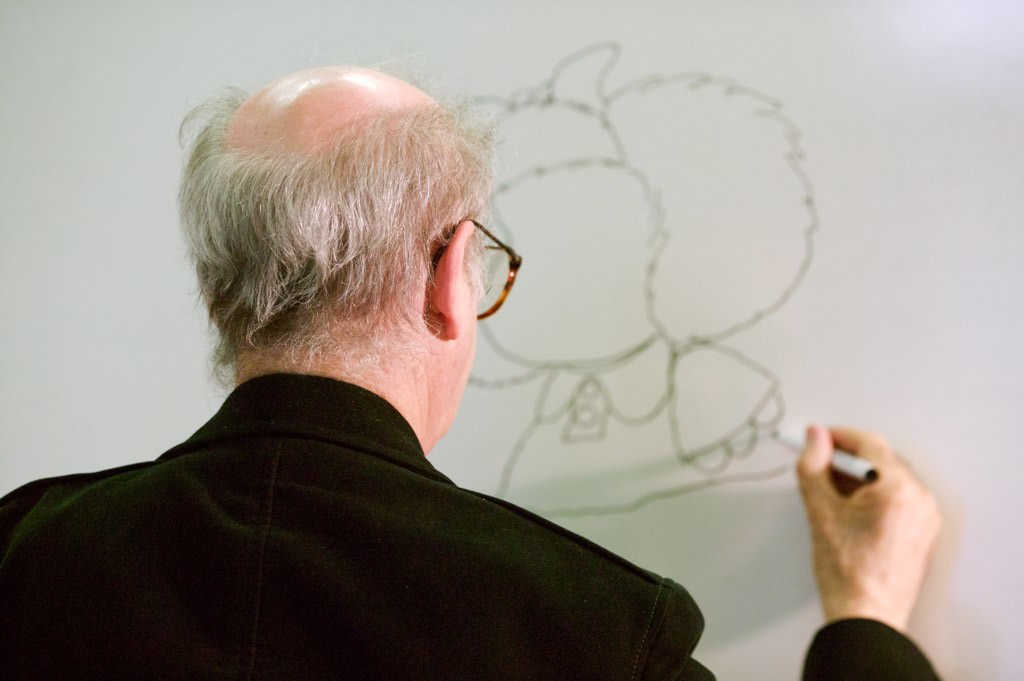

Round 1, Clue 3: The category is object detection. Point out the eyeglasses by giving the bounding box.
[472,220,522,320]
[433,219,522,320]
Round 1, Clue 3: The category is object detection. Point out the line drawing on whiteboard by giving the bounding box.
[469,43,818,518]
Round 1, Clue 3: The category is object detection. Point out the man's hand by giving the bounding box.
[796,425,942,632]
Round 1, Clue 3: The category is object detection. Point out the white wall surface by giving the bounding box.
[2,1,1022,678]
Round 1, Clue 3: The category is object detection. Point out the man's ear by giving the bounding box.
[428,220,476,341]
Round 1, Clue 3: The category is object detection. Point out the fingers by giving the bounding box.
[827,427,924,497]
[796,424,847,505]
[797,424,833,476]
[797,425,900,486]
[797,425,895,501]
[793,424,943,631]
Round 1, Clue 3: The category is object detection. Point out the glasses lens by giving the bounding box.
[478,246,510,317]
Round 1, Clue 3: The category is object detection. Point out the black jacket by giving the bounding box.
[0,374,938,680]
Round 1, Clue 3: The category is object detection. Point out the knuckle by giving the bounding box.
[863,432,891,453]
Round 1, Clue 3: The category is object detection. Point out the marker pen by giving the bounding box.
[775,431,879,483]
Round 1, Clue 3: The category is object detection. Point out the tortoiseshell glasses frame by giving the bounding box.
[434,220,522,320]
[474,220,522,320]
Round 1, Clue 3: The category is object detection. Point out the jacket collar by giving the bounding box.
[159,373,447,482]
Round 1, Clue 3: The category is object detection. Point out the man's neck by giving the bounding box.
[235,351,438,455]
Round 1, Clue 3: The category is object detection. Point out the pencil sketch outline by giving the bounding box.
[468,43,819,518]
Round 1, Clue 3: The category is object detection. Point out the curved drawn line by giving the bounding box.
[471,42,819,512]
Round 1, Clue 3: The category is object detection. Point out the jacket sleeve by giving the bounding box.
[638,579,716,681]
[803,619,941,681]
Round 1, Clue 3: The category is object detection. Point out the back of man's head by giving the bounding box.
[177,67,494,383]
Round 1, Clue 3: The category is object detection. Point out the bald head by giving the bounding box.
[179,65,495,385]
[227,66,435,155]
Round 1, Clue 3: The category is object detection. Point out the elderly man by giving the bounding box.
[0,67,941,680]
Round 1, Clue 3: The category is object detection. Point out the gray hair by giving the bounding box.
[178,84,494,378]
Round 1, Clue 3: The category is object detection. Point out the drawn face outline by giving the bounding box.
[474,43,818,373]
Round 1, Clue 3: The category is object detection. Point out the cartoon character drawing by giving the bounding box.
[468,43,818,517]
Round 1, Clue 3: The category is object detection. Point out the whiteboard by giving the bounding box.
[2,1,1022,678]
